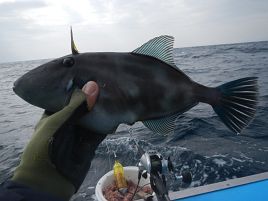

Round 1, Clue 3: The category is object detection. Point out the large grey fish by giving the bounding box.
[13,28,258,135]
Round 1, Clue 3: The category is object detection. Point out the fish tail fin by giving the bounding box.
[211,77,258,134]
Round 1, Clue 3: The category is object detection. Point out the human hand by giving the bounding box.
[12,81,106,201]
[82,81,99,111]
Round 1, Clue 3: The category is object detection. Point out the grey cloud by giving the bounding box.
[0,0,268,63]
[0,0,48,38]
[0,0,52,62]
[0,0,46,18]
[182,0,268,23]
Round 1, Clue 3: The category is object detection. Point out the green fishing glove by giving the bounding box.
[12,85,107,201]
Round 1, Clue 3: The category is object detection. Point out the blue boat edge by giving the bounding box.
[169,171,268,201]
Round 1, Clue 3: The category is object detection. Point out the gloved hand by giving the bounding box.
[12,81,107,200]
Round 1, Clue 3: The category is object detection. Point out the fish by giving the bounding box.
[13,28,259,135]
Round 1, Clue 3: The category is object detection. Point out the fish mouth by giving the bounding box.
[12,77,30,102]
[12,85,17,94]
[13,78,20,94]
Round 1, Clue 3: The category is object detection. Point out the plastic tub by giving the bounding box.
[95,166,151,201]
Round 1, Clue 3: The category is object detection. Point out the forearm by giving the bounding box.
[11,89,107,200]
[12,129,106,200]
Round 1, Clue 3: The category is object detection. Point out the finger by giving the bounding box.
[82,81,99,110]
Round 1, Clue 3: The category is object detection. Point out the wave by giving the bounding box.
[191,53,214,59]
[217,42,268,54]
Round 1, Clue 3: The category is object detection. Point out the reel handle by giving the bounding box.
[175,171,192,184]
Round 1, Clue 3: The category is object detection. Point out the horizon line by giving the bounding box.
[1,39,267,64]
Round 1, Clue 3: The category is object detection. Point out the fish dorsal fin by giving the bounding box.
[142,112,179,135]
[132,35,176,67]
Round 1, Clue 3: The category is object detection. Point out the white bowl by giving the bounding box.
[95,166,151,201]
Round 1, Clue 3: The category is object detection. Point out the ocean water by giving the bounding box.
[0,41,268,200]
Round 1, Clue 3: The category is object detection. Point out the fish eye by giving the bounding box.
[62,57,75,67]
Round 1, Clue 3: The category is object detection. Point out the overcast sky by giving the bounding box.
[0,0,268,63]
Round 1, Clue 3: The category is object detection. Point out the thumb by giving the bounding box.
[82,81,99,110]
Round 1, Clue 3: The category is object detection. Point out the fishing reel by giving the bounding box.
[138,150,172,175]
[138,150,192,183]
[138,150,192,201]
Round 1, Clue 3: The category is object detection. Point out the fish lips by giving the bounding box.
[13,77,30,102]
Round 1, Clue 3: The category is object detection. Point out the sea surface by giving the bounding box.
[0,41,268,200]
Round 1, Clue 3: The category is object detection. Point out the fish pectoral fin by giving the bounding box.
[142,113,179,135]
[132,35,176,68]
